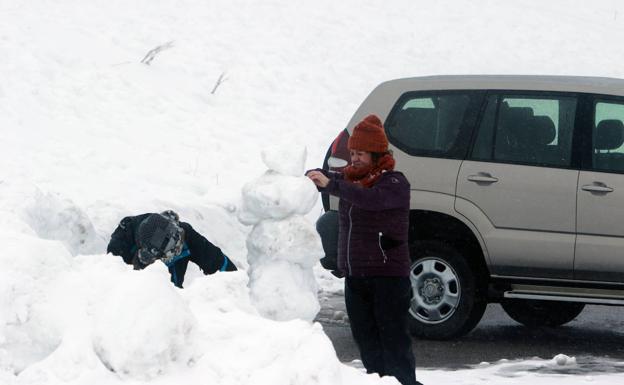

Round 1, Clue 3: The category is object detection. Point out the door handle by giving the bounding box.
[467,173,499,184]
[582,182,614,193]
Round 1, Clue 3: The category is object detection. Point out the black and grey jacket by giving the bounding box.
[107,213,236,287]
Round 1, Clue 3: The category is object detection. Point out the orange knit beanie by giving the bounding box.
[347,114,389,153]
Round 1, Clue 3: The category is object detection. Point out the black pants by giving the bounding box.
[345,276,418,385]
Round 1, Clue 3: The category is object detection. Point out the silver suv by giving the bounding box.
[317,75,624,339]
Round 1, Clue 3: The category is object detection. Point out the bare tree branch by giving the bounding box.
[141,41,174,65]
[211,72,227,94]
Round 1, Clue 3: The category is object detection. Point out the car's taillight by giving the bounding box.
[330,129,350,171]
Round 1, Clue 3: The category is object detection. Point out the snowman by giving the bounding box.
[238,146,324,322]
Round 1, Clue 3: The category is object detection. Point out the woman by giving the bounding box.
[307,114,420,385]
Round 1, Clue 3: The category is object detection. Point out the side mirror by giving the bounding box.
[327,156,348,168]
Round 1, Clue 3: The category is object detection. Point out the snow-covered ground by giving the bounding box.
[2,0,624,384]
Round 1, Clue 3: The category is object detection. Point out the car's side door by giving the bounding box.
[575,96,624,282]
[456,92,580,279]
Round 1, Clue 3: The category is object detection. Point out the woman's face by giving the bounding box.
[350,150,373,169]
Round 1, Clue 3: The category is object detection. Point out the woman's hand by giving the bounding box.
[306,170,330,188]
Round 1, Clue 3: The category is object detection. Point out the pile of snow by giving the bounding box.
[22,189,105,256]
[0,162,374,385]
[240,146,324,321]
[0,237,395,385]
[553,354,577,367]
[419,354,622,384]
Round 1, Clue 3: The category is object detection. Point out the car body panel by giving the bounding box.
[575,171,624,282]
[396,155,461,197]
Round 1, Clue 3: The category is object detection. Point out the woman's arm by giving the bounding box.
[325,173,409,211]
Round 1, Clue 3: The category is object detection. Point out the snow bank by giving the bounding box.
[0,232,70,374]
[0,159,380,385]
[0,240,391,385]
[418,354,624,384]
[90,262,198,379]
[22,190,105,256]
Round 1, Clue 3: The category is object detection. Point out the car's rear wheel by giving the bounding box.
[501,299,585,327]
[408,241,487,340]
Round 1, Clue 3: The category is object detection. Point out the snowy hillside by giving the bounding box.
[2,0,624,384]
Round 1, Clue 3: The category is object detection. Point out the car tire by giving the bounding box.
[408,240,487,340]
[501,299,585,327]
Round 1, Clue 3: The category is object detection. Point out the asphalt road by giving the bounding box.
[316,294,624,371]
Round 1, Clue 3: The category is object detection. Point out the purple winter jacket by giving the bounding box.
[320,170,411,277]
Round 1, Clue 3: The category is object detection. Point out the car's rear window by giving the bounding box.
[385,91,484,159]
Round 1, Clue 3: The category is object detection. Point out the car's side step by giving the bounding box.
[503,284,624,306]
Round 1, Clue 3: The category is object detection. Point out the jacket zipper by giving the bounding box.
[378,232,388,263]
[347,205,353,275]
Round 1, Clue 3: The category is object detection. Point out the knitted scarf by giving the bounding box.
[343,153,396,188]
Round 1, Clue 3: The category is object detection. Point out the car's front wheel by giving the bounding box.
[408,241,487,340]
[501,299,585,327]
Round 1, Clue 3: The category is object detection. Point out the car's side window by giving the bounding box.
[591,100,624,173]
[472,94,577,168]
[385,92,483,159]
